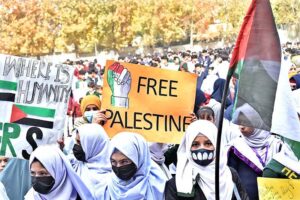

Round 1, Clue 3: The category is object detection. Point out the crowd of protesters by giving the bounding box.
[0,41,299,200]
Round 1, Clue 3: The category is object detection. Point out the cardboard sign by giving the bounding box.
[257,177,300,200]
[102,60,197,143]
[0,54,73,158]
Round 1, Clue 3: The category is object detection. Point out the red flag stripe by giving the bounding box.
[229,1,256,69]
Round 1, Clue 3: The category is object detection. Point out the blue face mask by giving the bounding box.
[84,111,98,123]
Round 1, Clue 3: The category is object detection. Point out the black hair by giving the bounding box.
[78,70,86,75]
[191,55,198,60]
[182,52,190,58]
[161,55,168,61]
[151,62,158,67]
[195,63,203,68]
[31,158,45,168]
[196,106,215,119]
[88,81,95,88]
[88,68,98,74]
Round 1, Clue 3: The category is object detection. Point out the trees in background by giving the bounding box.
[0,0,297,56]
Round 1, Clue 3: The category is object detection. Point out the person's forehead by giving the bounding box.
[86,104,98,108]
[194,135,209,141]
[31,161,46,170]
[111,151,128,160]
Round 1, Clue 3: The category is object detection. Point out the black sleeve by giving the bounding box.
[227,149,239,171]
[164,145,179,167]
[165,177,179,200]
[230,167,250,200]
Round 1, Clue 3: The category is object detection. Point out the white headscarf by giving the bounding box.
[29,145,94,200]
[71,124,111,193]
[176,120,234,200]
[103,132,167,200]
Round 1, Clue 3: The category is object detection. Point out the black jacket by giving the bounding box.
[165,167,249,200]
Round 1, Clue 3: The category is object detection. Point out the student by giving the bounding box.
[0,157,9,200]
[165,120,248,200]
[207,78,232,126]
[98,132,167,200]
[74,95,107,129]
[0,157,8,172]
[60,95,109,155]
[70,124,111,195]
[86,81,101,97]
[196,106,241,147]
[227,103,283,200]
[25,145,94,200]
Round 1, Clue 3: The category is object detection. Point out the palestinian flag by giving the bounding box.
[229,0,281,131]
[10,104,55,129]
[0,80,17,102]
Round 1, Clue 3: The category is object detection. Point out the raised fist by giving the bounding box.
[107,62,131,108]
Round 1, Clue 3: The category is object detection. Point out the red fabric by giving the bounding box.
[203,93,211,105]
[229,0,281,70]
[67,97,82,117]
[10,105,27,122]
[73,101,82,117]
[74,68,79,78]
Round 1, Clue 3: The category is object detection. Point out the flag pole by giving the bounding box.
[214,0,255,198]
[215,74,232,200]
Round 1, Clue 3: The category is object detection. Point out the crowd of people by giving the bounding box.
[0,41,299,200]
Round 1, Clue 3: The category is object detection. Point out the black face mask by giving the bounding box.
[73,144,86,162]
[32,176,55,194]
[112,162,137,181]
[191,148,214,166]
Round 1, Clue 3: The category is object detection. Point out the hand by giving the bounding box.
[107,62,131,108]
[92,110,108,125]
[57,138,65,151]
[189,112,198,123]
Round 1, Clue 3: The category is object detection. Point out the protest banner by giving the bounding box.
[102,60,197,143]
[257,177,300,200]
[0,54,73,158]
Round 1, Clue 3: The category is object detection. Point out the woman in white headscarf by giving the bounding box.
[98,132,167,200]
[25,145,94,200]
[69,124,111,195]
[227,103,283,200]
[165,120,248,200]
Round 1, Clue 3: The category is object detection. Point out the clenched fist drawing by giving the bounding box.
[107,62,131,108]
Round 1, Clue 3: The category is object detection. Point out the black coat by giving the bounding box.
[227,150,260,200]
[165,167,249,200]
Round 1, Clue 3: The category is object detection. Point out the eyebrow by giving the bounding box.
[204,140,213,145]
